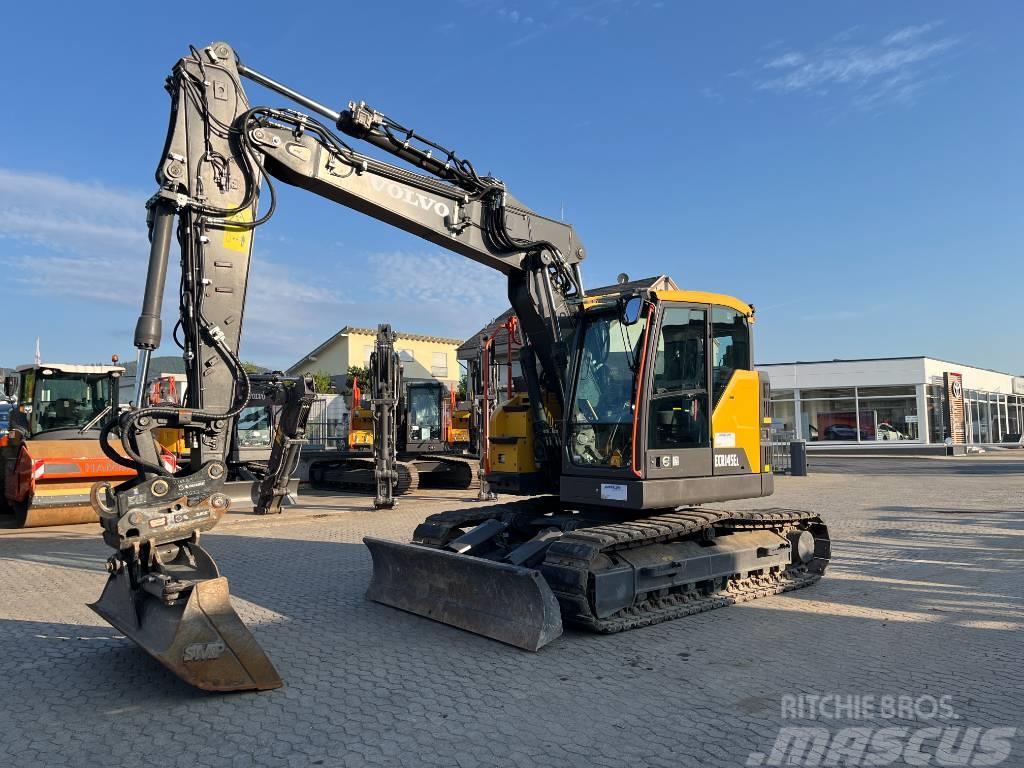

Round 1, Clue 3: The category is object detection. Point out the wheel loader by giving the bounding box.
[0,362,133,527]
[86,41,830,692]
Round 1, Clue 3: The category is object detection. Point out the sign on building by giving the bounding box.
[1013,377,1024,396]
[944,372,965,444]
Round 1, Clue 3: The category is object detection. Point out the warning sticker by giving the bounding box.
[222,208,254,253]
[600,483,628,501]
[714,432,736,448]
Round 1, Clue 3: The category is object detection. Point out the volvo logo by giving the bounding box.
[369,177,451,218]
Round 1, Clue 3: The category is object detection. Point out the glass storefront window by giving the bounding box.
[859,397,919,441]
[927,395,946,443]
[1007,396,1021,439]
[770,389,794,401]
[801,397,859,441]
[771,399,797,434]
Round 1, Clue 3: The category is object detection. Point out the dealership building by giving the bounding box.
[758,357,1024,447]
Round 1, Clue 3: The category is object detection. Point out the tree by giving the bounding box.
[346,365,370,390]
[311,370,334,394]
[241,361,266,374]
[457,373,468,400]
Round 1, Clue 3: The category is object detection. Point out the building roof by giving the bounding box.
[338,326,464,345]
[288,326,463,373]
[758,356,1021,378]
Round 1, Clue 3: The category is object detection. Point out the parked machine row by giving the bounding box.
[0,363,314,527]
[308,323,499,507]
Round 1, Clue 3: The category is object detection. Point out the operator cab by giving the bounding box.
[404,380,448,452]
[560,288,772,510]
[8,364,123,440]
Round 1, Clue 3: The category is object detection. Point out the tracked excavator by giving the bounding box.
[310,324,481,504]
[88,42,830,692]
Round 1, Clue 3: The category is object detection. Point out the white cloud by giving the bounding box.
[752,21,958,109]
[884,21,943,46]
[365,251,505,309]
[0,168,348,367]
[0,168,146,256]
[0,169,520,367]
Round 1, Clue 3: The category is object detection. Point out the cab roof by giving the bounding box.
[16,363,125,374]
[582,288,754,318]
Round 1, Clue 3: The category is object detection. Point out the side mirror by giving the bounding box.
[620,296,643,326]
[3,376,16,398]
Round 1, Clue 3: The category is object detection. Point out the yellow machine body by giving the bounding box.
[709,369,764,474]
[348,406,374,448]
[488,393,537,476]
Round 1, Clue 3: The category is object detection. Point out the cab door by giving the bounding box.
[643,303,712,479]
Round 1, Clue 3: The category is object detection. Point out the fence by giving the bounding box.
[305,396,346,451]
[768,429,797,474]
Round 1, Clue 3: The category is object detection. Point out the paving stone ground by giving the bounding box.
[0,456,1021,767]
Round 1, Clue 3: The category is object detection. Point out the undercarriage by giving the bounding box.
[365,500,830,650]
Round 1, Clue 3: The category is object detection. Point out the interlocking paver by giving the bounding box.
[0,456,1021,767]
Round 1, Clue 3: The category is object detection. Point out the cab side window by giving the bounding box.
[711,307,750,406]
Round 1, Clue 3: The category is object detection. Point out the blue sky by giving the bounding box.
[0,1,1020,373]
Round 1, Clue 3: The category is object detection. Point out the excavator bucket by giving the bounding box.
[89,570,282,692]
[364,537,563,651]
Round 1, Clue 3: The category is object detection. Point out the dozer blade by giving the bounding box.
[20,503,99,528]
[364,536,563,651]
[89,571,282,692]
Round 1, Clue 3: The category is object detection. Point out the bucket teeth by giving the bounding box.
[90,570,281,692]
[364,536,563,652]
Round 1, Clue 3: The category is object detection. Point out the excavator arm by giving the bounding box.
[89,41,588,691]
[248,374,317,516]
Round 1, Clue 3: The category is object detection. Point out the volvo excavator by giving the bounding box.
[88,42,830,692]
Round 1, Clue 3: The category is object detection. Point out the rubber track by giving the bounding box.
[432,455,482,490]
[412,497,553,546]
[542,507,829,633]
[310,458,419,496]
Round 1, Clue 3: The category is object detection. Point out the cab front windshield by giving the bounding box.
[408,386,441,440]
[569,311,647,468]
[235,404,273,447]
[27,372,113,435]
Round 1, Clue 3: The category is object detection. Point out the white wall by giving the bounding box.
[758,358,927,391]
[922,359,1018,393]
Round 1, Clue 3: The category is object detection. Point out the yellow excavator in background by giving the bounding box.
[87,42,831,692]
